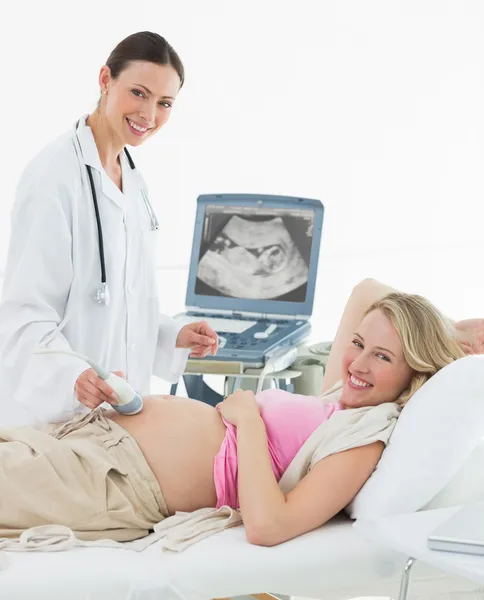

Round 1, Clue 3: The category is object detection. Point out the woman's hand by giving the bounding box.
[455,319,484,355]
[176,321,219,358]
[75,369,125,409]
[216,389,261,427]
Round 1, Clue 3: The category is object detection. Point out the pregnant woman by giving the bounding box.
[0,278,481,548]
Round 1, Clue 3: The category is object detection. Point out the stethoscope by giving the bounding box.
[85,145,160,307]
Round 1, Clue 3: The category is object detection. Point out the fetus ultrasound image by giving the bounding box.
[195,207,314,302]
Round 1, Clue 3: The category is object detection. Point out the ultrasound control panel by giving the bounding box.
[184,312,311,367]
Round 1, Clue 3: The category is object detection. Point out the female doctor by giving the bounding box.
[0,31,218,427]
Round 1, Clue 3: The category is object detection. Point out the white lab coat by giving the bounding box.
[0,116,189,427]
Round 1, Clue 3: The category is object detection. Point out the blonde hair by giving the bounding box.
[364,292,466,407]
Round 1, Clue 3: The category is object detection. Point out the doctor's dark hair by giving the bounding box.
[105,31,184,87]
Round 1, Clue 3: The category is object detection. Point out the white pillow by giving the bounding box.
[424,439,484,509]
[348,355,484,519]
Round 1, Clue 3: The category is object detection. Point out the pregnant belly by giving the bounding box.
[106,395,227,514]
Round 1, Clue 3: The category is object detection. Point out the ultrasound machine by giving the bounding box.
[174,194,324,383]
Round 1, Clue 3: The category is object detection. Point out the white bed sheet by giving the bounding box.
[0,545,183,600]
[0,514,482,600]
[158,513,483,600]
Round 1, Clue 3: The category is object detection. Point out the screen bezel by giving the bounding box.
[185,194,324,317]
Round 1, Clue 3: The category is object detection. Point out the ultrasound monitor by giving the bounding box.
[185,194,324,318]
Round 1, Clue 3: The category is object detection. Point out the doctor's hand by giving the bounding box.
[216,389,260,427]
[75,369,126,409]
[176,321,219,358]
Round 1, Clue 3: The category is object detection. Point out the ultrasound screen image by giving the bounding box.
[195,205,314,302]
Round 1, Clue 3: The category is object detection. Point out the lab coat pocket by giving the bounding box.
[142,230,159,298]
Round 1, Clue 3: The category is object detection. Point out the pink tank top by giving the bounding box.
[214,389,342,509]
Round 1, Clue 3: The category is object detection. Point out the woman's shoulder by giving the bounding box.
[318,380,344,402]
[13,125,84,222]
[17,125,81,198]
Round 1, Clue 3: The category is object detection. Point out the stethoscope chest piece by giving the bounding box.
[93,282,110,306]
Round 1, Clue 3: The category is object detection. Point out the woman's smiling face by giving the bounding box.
[100,60,181,147]
[340,309,414,409]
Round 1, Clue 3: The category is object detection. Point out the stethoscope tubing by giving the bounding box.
[83,141,158,304]
[86,164,107,285]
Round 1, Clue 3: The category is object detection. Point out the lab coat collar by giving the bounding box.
[75,115,133,209]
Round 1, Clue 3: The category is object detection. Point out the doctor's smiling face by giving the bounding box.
[90,32,184,151]
[99,60,181,147]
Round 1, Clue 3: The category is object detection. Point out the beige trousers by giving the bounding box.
[0,408,169,542]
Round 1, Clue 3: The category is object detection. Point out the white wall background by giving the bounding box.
[1,0,483,342]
